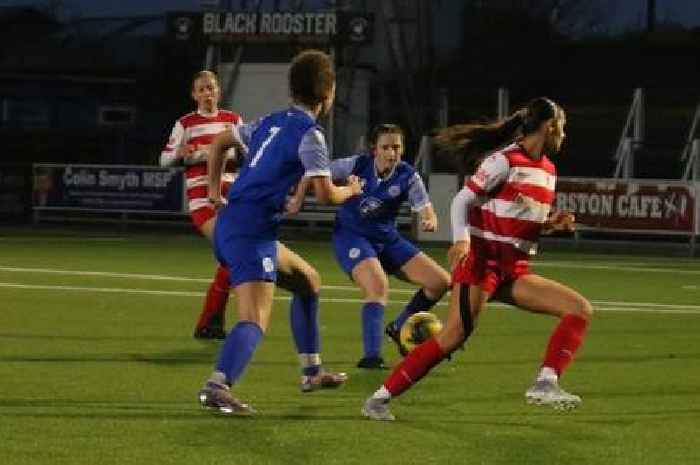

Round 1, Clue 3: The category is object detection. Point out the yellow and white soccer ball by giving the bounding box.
[399,312,443,353]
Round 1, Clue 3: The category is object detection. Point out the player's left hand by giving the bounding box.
[346,175,363,196]
[447,240,469,270]
[421,215,437,232]
[543,210,576,234]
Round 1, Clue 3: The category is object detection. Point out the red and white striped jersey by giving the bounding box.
[464,143,556,255]
[160,110,241,213]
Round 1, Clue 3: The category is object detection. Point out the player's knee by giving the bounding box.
[572,296,594,321]
[436,321,464,353]
[362,279,388,305]
[580,298,594,320]
[426,270,451,298]
[304,267,322,295]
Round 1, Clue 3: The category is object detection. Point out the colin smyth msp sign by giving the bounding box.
[32,164,185,213]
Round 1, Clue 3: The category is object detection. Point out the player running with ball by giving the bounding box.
[363,98,593,420]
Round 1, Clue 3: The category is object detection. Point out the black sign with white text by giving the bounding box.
[33,164,185,213]
[167,11,373,45]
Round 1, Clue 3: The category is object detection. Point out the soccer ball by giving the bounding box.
[399,312,443,353]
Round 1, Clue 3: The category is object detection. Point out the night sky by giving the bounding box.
[2,0,700,29]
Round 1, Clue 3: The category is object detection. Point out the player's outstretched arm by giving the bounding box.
[311,175,362,205]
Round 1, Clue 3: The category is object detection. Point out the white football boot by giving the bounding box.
[525,379,582,411]
[362,396,396,421]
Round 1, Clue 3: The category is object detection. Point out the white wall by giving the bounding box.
[416,173,458,242]
[218,62,291,122]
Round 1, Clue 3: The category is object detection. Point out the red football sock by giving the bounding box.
[383,337,445,397]
[542,314,589,377]
[195,265,230,329]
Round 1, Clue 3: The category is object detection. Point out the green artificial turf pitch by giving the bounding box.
[1,228,699,465]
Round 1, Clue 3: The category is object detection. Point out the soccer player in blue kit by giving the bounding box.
[332,124,450,368]
[198,50,363,415]
[296,124,450,368]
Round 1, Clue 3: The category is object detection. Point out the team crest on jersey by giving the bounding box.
[262,257,275,273]
[348,248,361,259]
[388,185,401,198]
[359,197,383,218]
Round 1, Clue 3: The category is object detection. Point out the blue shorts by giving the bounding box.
[214,233,277,287]
[332,228,419,276]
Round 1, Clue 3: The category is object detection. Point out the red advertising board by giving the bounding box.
[555,178,697,234]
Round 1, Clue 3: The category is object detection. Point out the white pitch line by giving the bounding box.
[0,282,204,297]
[586,306,700,315]
[2,282,700,315]
[322,284,414,295]
[590,300,700,310]
[0,266,417,294]
[0,266,211,283]
[532,262,700,275]
[0,237,127,242]
[2,265,698,308]
[0,282,424,306]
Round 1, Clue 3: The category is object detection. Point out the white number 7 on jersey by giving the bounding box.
[250,127,280,167]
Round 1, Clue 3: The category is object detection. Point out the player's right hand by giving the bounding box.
[207,196,227,211]
[447,240,469,270]
[176,143,197,159]
[346,175,363,196]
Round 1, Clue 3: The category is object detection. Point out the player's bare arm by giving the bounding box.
[285,177,311,215]
[312,174,362,205]
[207,130,236,206]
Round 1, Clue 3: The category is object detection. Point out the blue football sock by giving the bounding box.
[290,293,321,376]
[215,321,263,385]
[390,289,439,332]
[362,302,385,358]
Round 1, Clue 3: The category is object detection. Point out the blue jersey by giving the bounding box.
[332,154,430,242]
[217,106,331,239]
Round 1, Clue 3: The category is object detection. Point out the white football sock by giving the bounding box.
[373,386,392,400]
[536,366,558,383]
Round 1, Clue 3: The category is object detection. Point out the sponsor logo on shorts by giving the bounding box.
[348,248,361,259]
[262,256,275,273]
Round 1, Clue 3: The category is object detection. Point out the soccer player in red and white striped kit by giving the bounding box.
[363,98,593,420]
[160,70,240,339]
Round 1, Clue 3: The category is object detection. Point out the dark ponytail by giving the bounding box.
[434,97,559,182]
[433,111,525,157]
